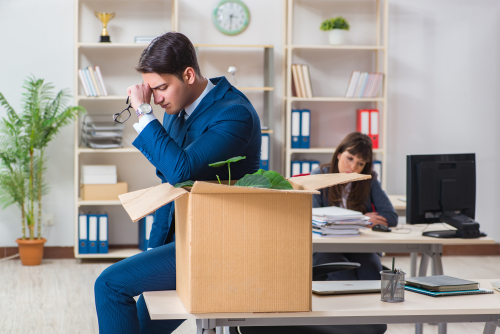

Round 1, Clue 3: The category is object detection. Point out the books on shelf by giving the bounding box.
[78,213,109,254]
[356,109,379,149]
[312,206,370,237]
[345,71,384,98]
[291,64,313,98]
[78,65,108,97]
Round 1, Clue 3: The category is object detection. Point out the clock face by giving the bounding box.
[213,0,250,36]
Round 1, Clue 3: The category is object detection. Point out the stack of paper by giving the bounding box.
[312,206,370,237]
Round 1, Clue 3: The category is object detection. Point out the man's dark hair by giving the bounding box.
[136,32,201,80]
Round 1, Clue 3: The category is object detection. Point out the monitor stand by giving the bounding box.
[421,212,486,238]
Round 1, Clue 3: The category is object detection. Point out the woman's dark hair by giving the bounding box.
[136,32,201,80]
[320,132,373,213]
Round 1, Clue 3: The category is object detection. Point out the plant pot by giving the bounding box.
[328,29,347,45]
[16,238,46,266]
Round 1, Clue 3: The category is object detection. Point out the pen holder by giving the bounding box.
[380,270,405,302]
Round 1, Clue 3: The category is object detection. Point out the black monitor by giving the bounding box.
[406,153,484,238]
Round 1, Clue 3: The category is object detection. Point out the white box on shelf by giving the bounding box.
[81,165,117,184]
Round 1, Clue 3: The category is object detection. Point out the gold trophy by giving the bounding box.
[95,12,115,43]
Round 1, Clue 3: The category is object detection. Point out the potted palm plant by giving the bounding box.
[320,16,350,45]
[0,76,84,265]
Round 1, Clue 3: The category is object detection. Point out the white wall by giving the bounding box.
[0,0,499,246]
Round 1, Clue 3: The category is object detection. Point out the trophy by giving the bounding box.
[95,12,115,43]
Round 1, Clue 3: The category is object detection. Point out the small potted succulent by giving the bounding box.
[320,16,350,45]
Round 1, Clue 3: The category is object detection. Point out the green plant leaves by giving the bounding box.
[174,180,194,188]
[320,16,350,31]
[263,170,294,190]
[208,156,246,167]
[234,174,271,188]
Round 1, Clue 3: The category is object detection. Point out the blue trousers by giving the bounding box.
[94,242,184,334]
[312,252,383,280]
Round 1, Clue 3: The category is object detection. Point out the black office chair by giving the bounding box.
[229,262,387,334]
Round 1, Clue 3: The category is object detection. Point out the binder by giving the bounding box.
[373,160,382,183]
[301,161,311,175]
[88,214,98,254]
[310,161,320,173]
[98,214,108,253]
[357,109,370,135]
[139,214,154,251]
[291,110,301,149]
[291,161,301,177]
[78,214,88,254]
[260,133,270,171]
[300,109,310,149]
[84,68,96,97]
[369,109,379,149]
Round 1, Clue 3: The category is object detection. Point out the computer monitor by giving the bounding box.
[406,153,483,238]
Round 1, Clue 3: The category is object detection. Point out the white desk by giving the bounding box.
[144,279,500,334]
[313,223,495,278]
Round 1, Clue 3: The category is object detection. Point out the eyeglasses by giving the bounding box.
[113,97,133,123]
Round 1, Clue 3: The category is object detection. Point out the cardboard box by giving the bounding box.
[81,182,128,201]
[119,173,370,313]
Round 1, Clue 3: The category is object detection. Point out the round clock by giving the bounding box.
[213,0,250,36]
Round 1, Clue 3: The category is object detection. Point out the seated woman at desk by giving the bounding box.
[311,132,398,280]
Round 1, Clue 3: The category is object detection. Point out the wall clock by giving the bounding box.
[213,0,250,36]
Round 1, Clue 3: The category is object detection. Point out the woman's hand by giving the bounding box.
[127,83,153,112]
[365,212,388,227]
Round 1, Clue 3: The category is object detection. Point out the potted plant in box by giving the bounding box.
[320,16,350,45]
[0,76,84,265]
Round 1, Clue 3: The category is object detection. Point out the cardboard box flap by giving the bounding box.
[190,180,319,195]
[118,183,188,222]
[288,173,372,191]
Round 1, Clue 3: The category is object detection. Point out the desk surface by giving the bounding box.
[388,195,406,210]
[312,223,496,246]
[144,279,500,320]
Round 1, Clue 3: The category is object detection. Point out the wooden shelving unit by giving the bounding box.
[282,0,389,189]
[73,0,178,259]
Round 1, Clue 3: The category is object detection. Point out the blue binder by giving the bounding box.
[301,161,311,174]
[98,214,108,253]
[310,160,320,173]
[78,214,88,254]
[139,214,155,251]
[260,133,270,170]
[291,110,301,149]
[291,160,302,176]
[88,214,98,254]
[373,160,382,184]
[300,109,310,149]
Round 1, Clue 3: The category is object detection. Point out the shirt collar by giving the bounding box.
[182,78,215,119]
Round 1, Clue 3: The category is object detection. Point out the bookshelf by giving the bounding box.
[282,0,389,189]
[73,0,178,259]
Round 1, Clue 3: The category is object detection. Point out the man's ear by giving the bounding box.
[183,67,196,85]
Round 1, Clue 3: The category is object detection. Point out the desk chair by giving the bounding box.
[229,262,387,334]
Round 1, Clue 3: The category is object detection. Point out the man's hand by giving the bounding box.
[127,83,153,113]
[365,212,388,227]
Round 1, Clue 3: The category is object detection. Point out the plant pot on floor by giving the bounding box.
[329,29,347,45]
[16,238,46,266]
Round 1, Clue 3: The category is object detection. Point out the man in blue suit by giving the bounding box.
[94,32,261,334]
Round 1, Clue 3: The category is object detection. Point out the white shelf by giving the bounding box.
[77,198,122,206]
[75,247,142,259]
[289,97,384,102]
[238,87,274,91]
[77,95,126,101]
[288,45,385,51]
[77,147,139,154]
[78,43,148,49]
[290,148,384,154]
[194,44,273,49]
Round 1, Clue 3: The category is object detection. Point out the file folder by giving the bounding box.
[139,214,154,251]
[88,214,98,254]
[373,160,382,184]
[301,161,311,174]
[357,109,370,135]
[78,214,88,254]
[98,214,108,253]
[370,109,379,149]
[291,110,301,149]
[260,133,269,171]
[291,161,301,177]
[310,161,320,173]
[300,109,310,149]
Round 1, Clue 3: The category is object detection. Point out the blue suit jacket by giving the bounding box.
[133,77,261,247]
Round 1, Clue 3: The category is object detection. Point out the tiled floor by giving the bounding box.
[0,255,498,334]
